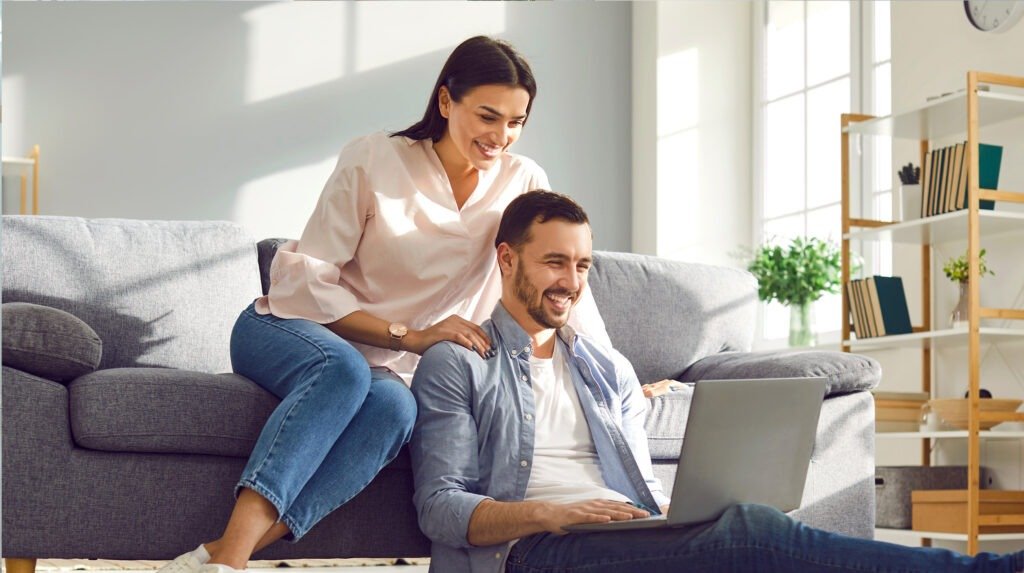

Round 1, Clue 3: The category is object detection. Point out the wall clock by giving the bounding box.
[964,0,1024,32]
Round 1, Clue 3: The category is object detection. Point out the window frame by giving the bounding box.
[752,0,890,350]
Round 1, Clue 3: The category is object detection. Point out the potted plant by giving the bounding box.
[942,248,994,327]
[746,236,842,347]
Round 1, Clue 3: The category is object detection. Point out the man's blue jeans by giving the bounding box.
[229,302,416,541]
[506,504,1024,572]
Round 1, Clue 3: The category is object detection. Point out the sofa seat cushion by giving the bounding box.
[644,387,694,460]
[69,368,278,457]
[2,302,102,383]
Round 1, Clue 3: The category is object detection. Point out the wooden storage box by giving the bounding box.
[873,391,928,432]
[912,490,1024,533]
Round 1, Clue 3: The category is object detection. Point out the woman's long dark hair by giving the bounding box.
[391,36,537,142]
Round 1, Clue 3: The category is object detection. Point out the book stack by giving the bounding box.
[846,276,913,338]
[873,390,929,432]
[921,142,1003,217]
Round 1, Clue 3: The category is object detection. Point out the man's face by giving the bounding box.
[505,219,593,331]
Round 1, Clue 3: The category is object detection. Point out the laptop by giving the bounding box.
[565,377,826,532]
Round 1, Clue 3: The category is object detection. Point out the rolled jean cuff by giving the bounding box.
[235,478,304,542]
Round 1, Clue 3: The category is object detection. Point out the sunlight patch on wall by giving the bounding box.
[655,47,700,260]
[656,129,699,261]
[232,155,337,242]
[656,48,698,137]
[2,75,26,154]
[353,2,505,74]
[243,3,347,104]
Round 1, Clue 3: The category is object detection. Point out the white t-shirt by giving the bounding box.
[524,343,631,504]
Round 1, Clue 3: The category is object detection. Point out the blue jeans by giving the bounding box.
[229,302,416,541]
[506,504,1024,573]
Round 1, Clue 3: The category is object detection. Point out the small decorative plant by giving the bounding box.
[942,249,994,283]
[746,236,843,306]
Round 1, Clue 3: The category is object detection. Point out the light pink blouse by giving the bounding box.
[256,131,610,384]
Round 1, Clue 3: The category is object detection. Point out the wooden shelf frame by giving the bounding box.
[1,145,41,215]
[842,71,1024,555]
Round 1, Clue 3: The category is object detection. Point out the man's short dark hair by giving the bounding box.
[494,190,590,250]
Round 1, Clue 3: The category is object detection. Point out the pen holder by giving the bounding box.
[896,184,921,222]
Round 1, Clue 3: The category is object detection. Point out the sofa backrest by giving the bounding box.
[589,251,758,383]
[2,216,262,373]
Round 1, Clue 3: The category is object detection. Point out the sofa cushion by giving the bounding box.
[69,368,278,457]
[2,302,102,383]
[680,350,882,397]
[2,216,262,373]
[589,251,758,384]
[644,386,694,460]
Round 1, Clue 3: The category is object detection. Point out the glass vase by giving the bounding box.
[788,301,817,347]
[949,281,970,328]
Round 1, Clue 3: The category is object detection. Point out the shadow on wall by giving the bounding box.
[2,291,173,370]
[5,1,633,249]
[4,3,507,230]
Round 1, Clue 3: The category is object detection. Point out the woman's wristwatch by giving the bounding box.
[388,322,408,351]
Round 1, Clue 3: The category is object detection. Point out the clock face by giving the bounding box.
[964,0,1024,32]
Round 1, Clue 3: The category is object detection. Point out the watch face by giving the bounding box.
[389,323,408,337]
[965,0,1024,32]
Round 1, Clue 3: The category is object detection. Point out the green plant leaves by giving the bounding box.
[746,237,842,306]
[942,248,994,283]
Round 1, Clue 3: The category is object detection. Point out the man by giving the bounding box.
[410,190,1024,573]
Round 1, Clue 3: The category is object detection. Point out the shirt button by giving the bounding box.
[495,552,502,559]
[524,413,533,421]
[520,460,528,467]
[520,375,528,382]
[511,350,518,356]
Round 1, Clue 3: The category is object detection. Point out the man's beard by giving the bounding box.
[512,259,575,329]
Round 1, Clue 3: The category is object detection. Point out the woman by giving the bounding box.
[159,35,607,573]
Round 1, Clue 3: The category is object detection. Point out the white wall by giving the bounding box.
[876,1,1024,552]
[1,1,633,250]
[631,1,753,266]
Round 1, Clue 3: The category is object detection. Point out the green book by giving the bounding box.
[978,143,1002,211]
[871,276,913,335]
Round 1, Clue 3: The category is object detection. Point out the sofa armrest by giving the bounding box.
[678,350,880,397]
[257,238,291,296]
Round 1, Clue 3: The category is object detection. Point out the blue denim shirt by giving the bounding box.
[410,302,670,573]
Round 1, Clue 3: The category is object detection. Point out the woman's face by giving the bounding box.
[438,83,531,171]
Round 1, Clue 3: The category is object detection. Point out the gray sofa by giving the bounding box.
[1,215,881,564]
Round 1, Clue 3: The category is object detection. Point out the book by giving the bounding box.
[865,277,887,337]
[858,279,879,337]
[846,281,863,338]
[872,275,914,335]
[978,143,1002,211]
[946,143,965,214]
[941,145,955,215]
[953,142,969,212]
[933,147,946,216]
[925,150,933,216]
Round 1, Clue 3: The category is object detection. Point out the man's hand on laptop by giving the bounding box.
[540,500,650,534]
[641,379,686,398]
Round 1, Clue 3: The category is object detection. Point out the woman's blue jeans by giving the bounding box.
[507,504,1024,573]
[229,302,416,541]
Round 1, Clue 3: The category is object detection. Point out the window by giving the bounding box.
[754,0,891,345]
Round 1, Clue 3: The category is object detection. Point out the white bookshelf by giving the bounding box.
[844,210,1024,245]
[843,89,1024,140]
[845,327,1024,351]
